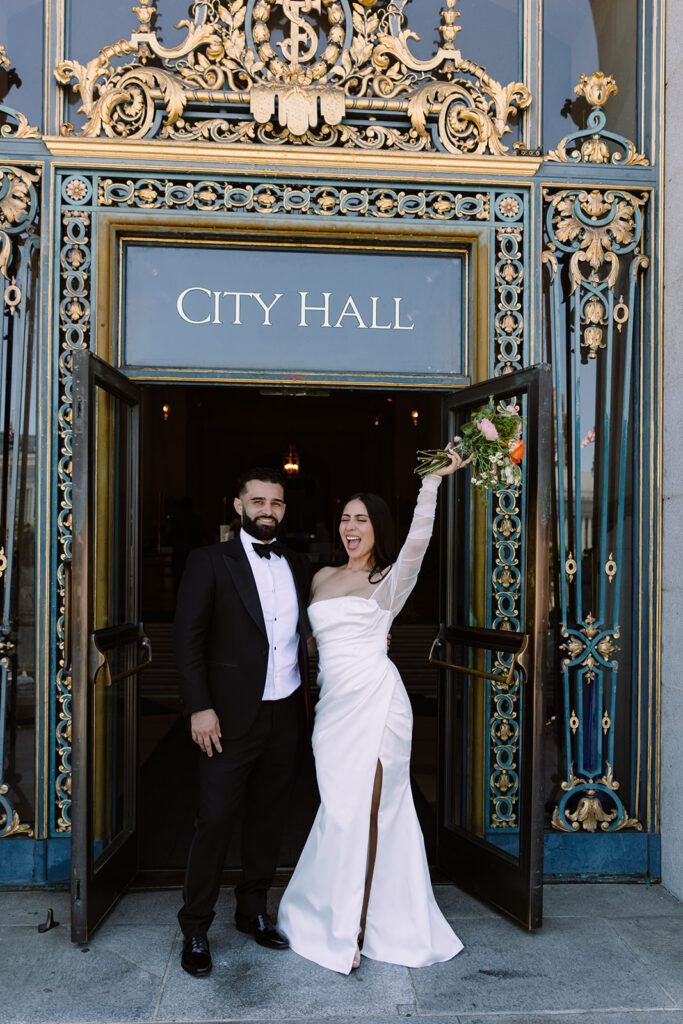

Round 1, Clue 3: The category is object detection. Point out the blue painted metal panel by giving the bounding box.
[544,832,661,881]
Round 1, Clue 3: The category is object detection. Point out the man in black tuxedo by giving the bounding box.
[174,467,313,976]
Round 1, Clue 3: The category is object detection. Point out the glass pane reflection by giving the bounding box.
[91,652,136,869]
[403,0,521,86]
[441,394,527,862]
[546,281,636,818]
[0,244,38,835]
[0,0,43,130]
[543,0,638,150]
[93,390,133,631]
[442,654,521,861]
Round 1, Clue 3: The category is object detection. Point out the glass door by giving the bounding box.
[435,364,552,929]
[70,350,148,942]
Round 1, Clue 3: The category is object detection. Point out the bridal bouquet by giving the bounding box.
[415,397,524,501]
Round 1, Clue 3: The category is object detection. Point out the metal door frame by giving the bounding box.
[70,349,143,942]
[436,363,552,929]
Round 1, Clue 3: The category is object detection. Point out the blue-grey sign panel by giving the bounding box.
[121,243,466,376]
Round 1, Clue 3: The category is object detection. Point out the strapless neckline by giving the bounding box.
[309,594,376,608]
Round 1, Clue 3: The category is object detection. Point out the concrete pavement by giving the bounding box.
[0,884,681,1024]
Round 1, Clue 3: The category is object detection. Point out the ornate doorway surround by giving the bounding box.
[0,0,661,885]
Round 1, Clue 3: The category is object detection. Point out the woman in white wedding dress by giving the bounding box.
[277,449,466,974]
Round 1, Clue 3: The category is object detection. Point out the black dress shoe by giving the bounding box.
[181,934,212,976]
[235,912,289,950]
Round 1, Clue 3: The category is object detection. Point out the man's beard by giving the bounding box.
[241,510,281,541]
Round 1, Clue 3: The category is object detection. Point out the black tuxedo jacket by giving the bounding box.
[174,537,314,739]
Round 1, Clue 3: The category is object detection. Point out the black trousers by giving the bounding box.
[178,687,305,937]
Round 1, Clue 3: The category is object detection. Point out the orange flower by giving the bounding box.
[509,439,524,464]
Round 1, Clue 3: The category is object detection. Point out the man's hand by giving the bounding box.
[191,708,222,757]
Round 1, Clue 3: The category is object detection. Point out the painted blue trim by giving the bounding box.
[0,832,662,888]
[121,368,472,389]
[0,838,70,886]
[544,832,661,881]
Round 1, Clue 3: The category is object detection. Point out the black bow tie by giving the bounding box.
[252,541,286,560]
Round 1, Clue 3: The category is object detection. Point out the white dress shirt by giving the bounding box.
[240,529,302,702]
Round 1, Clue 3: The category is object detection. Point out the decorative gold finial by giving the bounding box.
[575,72,618,109]
[0,46,11,72]
[547,71,647,165]
[439,0,462,46]
[132,0,156,28]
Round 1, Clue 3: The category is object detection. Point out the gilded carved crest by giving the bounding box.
[54,0,531,154]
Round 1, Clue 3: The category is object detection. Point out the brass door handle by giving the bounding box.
[429,633,529,687]
[93,632,152,686]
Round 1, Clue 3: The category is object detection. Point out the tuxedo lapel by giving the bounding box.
[282,550,311,639]
[221,540,266,636]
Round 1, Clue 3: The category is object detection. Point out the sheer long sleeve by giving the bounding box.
[375,474,441,618]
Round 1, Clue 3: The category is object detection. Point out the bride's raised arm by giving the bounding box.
[375,446,469,617]
[374,474,442,617]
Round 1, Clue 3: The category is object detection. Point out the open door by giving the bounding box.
[70,350,149,942]
[434,363,551,929]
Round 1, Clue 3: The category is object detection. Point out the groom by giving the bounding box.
[174,467,313,976]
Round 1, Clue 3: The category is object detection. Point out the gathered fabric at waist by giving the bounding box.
[316,637,389,672]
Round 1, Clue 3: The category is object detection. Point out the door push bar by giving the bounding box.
[90,630,153,687]
[429,630,529,687]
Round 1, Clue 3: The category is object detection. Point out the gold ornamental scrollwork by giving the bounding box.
[54,0,531,153]
[565,552,577,584]
[605,552,617,583]
[0,166,41,323]
[0,785,33,838]
[545,188,648,294]
[0,45,41,139]
[544,186,649,360]
[560,614,620,684]
[551,764,642,833]
[546,72,648,166]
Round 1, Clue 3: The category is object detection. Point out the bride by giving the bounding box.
[277,446,467,974]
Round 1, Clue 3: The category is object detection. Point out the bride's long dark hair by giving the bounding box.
[343,492,397,584]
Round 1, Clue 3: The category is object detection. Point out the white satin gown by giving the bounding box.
[277,475,463,973]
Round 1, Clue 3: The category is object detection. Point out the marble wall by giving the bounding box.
[662,0,683,901]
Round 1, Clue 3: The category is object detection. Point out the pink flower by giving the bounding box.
[580,427,596,449]
[505,404,517,414]
[478,417,499,441]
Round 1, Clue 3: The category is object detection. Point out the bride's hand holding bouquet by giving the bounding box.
[415,398,524,501]
[427,443,473,477]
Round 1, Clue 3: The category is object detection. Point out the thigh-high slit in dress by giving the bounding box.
[277,475,463,974]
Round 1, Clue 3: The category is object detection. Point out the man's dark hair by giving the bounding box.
[343,492,396,583]
[236,466,287,499]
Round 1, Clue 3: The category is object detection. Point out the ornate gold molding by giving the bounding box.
[0,45,41,139]
[544,186,649,358]
[0,785,33,837]
[0,166,41,314]
[42,136,542,177]
[551,765,642,833]
[546,72,647,166]
[54,0,531,154]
